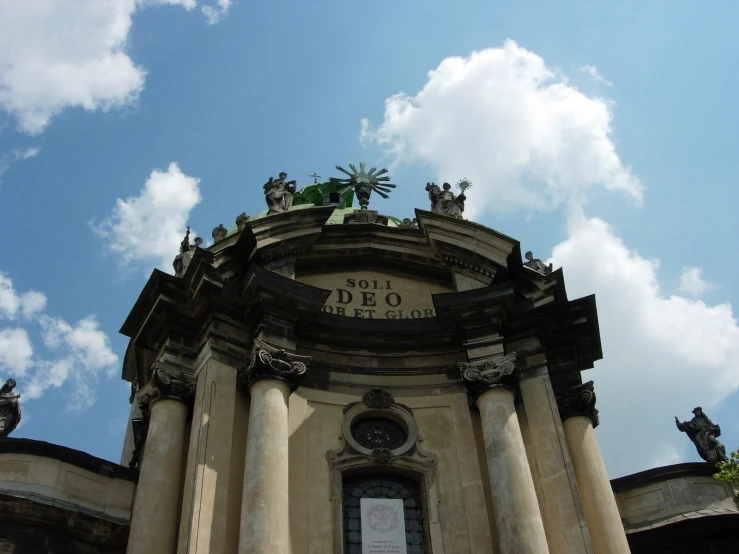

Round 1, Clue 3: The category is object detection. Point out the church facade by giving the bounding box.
[0,174,737,553]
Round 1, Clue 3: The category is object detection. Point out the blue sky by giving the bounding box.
[0,0,737,477]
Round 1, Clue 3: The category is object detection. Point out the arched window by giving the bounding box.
[342,474,426,554]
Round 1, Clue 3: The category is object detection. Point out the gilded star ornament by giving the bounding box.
[330,162,396,209]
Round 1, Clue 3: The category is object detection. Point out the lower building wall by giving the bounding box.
[288,388,495,554]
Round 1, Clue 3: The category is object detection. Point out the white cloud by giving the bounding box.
[0,146,41,182]
[0,328,34,375]
[361,40,642,216]
[92,162,202,273]
[202,0,232,24]
[579,64,613,87]
[679,266,713,298]
[0,0,227,135]
[550,209,739,476]
[0,272,47,320]
[0,270,118,409]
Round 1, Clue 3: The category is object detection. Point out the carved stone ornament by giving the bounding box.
[235,212,250,231]
[397,217,418,229]
[459,352,519,400]
[212,223,228,243]
[237,339,310,392]
[152,363,197,405]
[0,378,22,438]
[342,209,388,225]
[264,172,297,215]
[556,380,600,428]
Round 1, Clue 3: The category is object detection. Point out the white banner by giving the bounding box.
[360,497,407,554]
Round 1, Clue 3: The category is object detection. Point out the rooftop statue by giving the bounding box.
[264,172,297,215]
[173,226,203,278]
[235,212,250,231]
[212,224,227,243]
[524,251,553,275]
[330,162,396,210]
[0,378,21,438]
[676,407,728,464]
[425,182,466,219]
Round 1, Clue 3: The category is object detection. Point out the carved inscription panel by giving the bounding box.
[298,271,452,319]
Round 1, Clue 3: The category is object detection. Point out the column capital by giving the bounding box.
[556,380,599,428]
[459,352,518,401]
[150,363,197,408]
[237,338,310,393]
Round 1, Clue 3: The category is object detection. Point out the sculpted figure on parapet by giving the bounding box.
[425,182,465,219]
[173,226,203,277]
[264,172,297,215]
[676,407,728,464]
[0,378,21,438]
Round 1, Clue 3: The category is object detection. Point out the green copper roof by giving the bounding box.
[221,181,402,238]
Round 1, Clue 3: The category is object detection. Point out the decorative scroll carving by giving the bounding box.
[676,407,728,464]
[459,352,518,400]
[0,379,21,438]
[152,363,197,404]
[556,380,600,428]
[237,339,310,392]
[342,209,388,225]
[343,388,412,415]
[212,224,227,243]
[397,217,418,229]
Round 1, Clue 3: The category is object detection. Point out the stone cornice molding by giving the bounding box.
[433,283,516,329]
[237,339,311,393]
[460,352,519,400]
[556,380,599,428]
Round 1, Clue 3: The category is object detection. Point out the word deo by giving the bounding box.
[321,278,436,319]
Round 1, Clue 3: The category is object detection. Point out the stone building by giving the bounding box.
[0,177,737,553]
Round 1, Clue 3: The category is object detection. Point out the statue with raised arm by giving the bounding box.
[676,407,728,464]
[264,172,297,215]
[0,379,21,438]
[425,182,465,219]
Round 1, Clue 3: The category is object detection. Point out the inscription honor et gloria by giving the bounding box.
[321,278,436,320]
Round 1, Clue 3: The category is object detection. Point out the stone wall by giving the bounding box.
[0,439,135,554]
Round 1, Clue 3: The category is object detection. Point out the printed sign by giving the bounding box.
[298,271,452,320]
[360,498,407,554]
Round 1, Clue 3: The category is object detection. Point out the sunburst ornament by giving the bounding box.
[330,162,396,210]
[456,178,472,192]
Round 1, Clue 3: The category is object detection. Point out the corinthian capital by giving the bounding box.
[459,352,518,400]
[151,363,196,407]
[237,339,310,392]
[556,380,599,428]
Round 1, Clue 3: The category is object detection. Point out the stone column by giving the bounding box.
[127,366,195,554]
[237,339,310,554]
[461,353,550,554]
[559,382,630,554]
[519,372,593,554]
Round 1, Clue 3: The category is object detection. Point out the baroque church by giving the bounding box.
[0,165,737,554]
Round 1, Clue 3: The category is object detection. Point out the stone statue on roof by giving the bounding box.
[676,407,728,464]
[264,172,297,215]
[173,227,203,277]
[236,212,250,231]
[426,182,465,219]
[212,224,227,243]
[523,251,553,275]
[0,378,21,438]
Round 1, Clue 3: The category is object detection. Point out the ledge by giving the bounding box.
[0,438,137,482]
[611,462,715,493]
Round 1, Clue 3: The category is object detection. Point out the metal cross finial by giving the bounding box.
[309,172,321,183]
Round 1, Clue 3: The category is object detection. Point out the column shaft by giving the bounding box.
[127,398,188,554]
[563,416,630,554]
[478,387,550,554]
[519,376,593,554]
[238,379,291,554]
